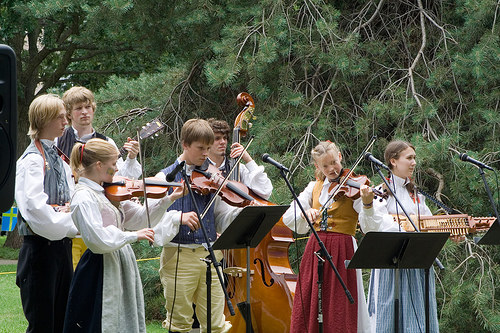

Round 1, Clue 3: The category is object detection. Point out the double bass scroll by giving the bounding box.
[223,92,296,333]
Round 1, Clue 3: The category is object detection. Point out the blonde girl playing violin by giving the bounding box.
[282,141,375,333]
[63,138,186,333]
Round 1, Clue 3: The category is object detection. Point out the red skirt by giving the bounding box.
[290,231,358,333]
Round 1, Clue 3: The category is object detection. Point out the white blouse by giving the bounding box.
[70,177,174,253]
[358,175,433,233]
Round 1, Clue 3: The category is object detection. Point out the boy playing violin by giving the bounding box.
[153,118,243,333]
[15,94,78,333]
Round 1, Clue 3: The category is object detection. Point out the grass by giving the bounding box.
[0,264,27,333]
[0,236,168,332]
[0,235,19,260]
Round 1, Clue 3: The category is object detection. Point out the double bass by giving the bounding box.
[223,93,297,332]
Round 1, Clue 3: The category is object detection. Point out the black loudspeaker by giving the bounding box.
[0,45,17,213]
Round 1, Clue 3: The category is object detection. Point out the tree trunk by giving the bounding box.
[4,224,23,249]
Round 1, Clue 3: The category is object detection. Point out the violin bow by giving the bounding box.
[136,129,153,246]
[198,135,255,219]
[318,136,377,216]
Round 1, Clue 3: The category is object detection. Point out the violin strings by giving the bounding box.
[319,136,377,215]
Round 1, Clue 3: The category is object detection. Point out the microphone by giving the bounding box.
[365,152,390,171]
[166,160,186,181]
[261,153,289,172]
[459,153,494,171]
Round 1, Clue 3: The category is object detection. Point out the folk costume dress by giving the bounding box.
[63,177,174,333]
[358,175,439,333]
[282,177,371,333]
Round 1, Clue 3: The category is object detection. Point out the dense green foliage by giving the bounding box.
[437,239,500,332]
[3,0,499,331]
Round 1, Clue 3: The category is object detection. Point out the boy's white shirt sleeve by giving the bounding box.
[238,160,273,199]
[15,153,78,240]
[107,136,142,179]
[214,196,244,234]
[153,210,182,246]
[150,170,183,246]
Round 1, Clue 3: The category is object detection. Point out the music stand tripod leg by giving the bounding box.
[425,268,429,333]
[394,268,400,333]
[246,243,253,333]
[315,250,326,333]
[202,257,212,333]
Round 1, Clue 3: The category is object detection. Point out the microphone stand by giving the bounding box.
[477,166,500,228]
[136,129,153,247]
[279,168,355,309]
[368,161,443,333]
[178,164,235,333]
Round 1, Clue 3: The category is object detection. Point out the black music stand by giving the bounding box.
[475,218,500,245]
[347,232,449,333]
[213,205,289,333]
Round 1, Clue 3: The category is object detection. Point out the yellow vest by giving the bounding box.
[311,180,358,236]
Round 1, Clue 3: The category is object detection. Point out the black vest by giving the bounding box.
[161,160,217,244]
[57,127,107,158]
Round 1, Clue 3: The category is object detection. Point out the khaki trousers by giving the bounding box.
[159,246,231,333]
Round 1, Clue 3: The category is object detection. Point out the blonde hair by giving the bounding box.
[62,86,97,125]
[28,94,65,140]
[181,119,214,146]
[311,141,341,181]
[70,138,118,182]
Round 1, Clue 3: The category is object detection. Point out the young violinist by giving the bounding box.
[358,140,438,332]
[15,94,77,333]
[153,118,243,333]
[207,118,273,199]
[63,138,186,333]
[56,86,142,269]
[282,141,373,333]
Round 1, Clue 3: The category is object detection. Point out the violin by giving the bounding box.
[328,169,388,200]
[103,175,182,201]
[191,164,255,207]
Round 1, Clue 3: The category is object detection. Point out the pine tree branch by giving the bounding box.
[353,0,385,35]
[408,0,427,109]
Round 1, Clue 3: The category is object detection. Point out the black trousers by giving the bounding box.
[16,236,73,333]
